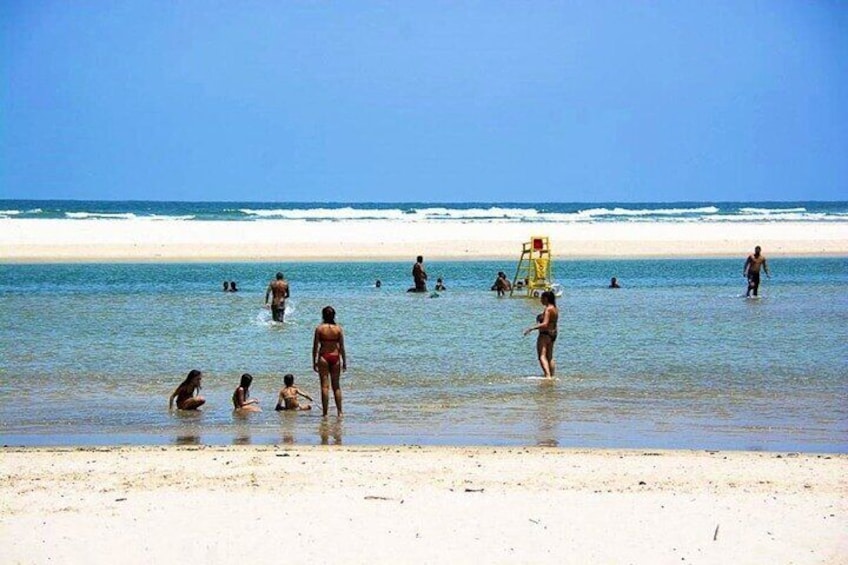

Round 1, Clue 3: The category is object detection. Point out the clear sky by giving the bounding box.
[1,2,846,203]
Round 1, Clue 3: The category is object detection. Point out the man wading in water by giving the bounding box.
[743,246,770,297]
[265,272,290,322]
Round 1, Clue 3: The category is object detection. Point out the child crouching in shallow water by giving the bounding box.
[232,373,261,413]
[169,369,205,410]
[275,374,312,411]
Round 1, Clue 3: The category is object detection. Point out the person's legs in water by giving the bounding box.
[330,362,343,416]
[318,358,331,416]
[536,336,553,378]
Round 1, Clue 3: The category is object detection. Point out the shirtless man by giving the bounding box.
[265,272,290,322]
[409,255,427,292]
[743,245,770,297]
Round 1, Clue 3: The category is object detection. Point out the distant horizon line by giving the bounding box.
[2,198,845,205]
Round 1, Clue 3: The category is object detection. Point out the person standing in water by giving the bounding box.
[313,306,347,416]
[523,291,559,379]
[409,255,427,292]
[743,245,770,297]
[265,272,290,322]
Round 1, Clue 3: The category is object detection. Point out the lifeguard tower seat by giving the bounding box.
[511,236,553,297]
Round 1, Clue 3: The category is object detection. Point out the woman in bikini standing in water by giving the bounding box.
[523,290,559,379]
[313,305,347,416]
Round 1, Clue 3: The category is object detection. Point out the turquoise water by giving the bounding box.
[1,258,846,451]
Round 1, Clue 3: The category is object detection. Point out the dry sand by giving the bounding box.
[1,218,847,261]
[1,446,845,564]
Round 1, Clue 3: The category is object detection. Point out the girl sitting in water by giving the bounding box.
[275,374,313,411]
[232,373,261,412]
[169,369,205,410]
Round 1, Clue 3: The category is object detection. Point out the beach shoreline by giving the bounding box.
[2,218,847,262]
[2,445,846,564]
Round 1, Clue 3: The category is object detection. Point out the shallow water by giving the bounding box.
[1,258,846,451]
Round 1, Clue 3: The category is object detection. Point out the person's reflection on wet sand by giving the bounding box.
[233,434,252,445]
[318,419,343,445]
[174,434,201,446]
[282,432,296,445]
[535,380,560,447]
[233,416,253,445]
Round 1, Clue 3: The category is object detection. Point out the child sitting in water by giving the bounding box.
[169,369,205,410]
[232,373,261,412]
[275,374,313,411]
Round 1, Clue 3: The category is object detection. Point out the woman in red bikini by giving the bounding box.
[312,305,347,416]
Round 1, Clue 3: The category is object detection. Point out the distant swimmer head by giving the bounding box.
[322,305,336,324]
[223,281,229,291]
[239,373,253,390]
[375,279,382,288]
[230,281,237,290]
[284,374,294,386]
[276,272,284,280]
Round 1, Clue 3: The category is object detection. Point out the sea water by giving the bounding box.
[1,258,846,451]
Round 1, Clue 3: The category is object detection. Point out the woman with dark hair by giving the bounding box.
[523,291,559,379]
[169,369,205,410]
[312,305,347,416]
[232,373,261,412]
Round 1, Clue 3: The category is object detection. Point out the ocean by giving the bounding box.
[1,199,847,223]
[1,251,846,451]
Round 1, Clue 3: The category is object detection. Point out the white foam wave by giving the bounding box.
[702,213,828,222]
[576,206,720,218]
[739,207,807,214]
[0,208,42,216]
[65,212,195,220]
[67,212,138,219]
[239,207,408,220]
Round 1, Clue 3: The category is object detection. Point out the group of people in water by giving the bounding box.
[169,370,314,413]
[174,246,769,414]
[170,301,347,417]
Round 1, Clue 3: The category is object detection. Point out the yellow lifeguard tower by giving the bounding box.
[510,236,561,297]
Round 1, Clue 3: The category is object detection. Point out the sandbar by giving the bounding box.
[1,218,846,261]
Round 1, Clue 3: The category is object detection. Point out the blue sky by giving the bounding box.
[1,2,846,203]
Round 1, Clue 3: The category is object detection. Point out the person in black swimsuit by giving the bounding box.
[523,290,559,379]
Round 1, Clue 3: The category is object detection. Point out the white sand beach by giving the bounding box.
[1,446,845,564]
[1,218,847,261]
